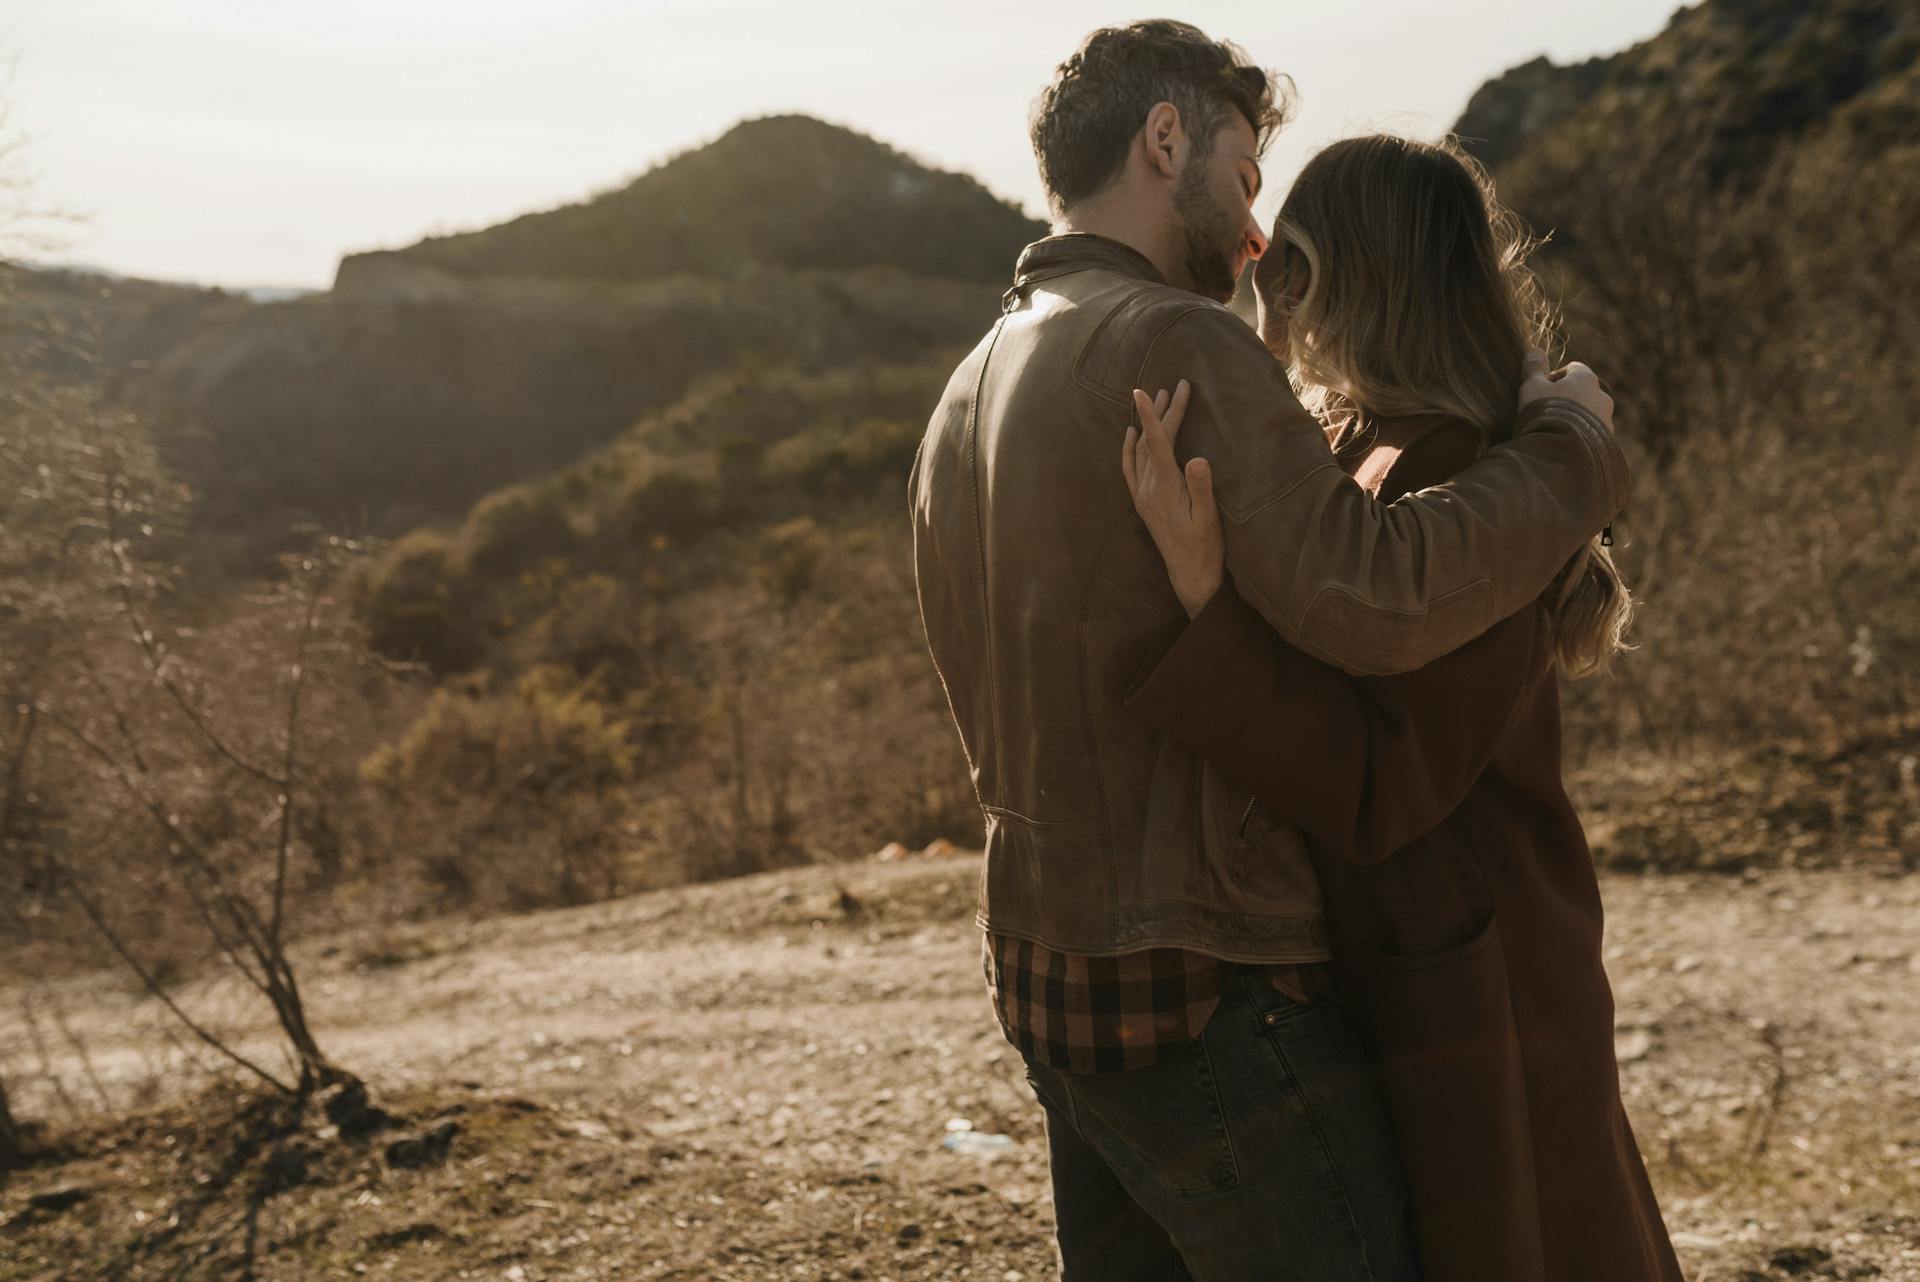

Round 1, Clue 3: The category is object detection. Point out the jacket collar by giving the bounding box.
[1006,234,1168,306]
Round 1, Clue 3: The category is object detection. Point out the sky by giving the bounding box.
[1,0,1688,291]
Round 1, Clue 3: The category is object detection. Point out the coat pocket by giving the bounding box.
[1363,914,1548,1282]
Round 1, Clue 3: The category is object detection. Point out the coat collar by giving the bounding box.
[1006,233,1168,306]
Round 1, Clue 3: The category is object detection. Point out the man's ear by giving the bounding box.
[1140,101,1184,182]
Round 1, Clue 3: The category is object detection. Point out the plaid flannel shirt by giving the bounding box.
[983,930,1335,1073]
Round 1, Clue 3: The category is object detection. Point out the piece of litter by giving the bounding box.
[943,1131,1015,1157]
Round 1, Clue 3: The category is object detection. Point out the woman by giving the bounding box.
[1119,135,1684,1282]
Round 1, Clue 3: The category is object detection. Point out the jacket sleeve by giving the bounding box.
[1124,578,1542,865]
[1133,305,1627,675]
[1123,423,1551,865]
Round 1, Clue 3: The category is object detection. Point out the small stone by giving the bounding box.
[385,1120,460,1169]
[1766,1245,1833,1275]
[561,1118,615,1141]
[26,1185,91,1215]
[1615,1029,1655,1063]
[322,1079,394,1139]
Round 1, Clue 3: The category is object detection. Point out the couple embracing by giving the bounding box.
[909,19,1686,1282]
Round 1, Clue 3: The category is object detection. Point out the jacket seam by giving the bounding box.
[1298,577,1497,668]
[1528,399,1628,513]
[1132,306,1337,522]
[964,315,1010,806]
[1560,405,1613,514]
[982,803,1103,831]
[1221,453,1343,525]
[977,918,1333,964]
[1073,285,1170,406]
[1129,303,1220,415]
[910,442,985,803]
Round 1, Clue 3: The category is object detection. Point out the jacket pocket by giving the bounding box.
[1211,774,1321,915]
[1227,792,1260,884]
[1363,914,1548,1280]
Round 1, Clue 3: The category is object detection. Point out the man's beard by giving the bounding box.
[1172,158,1242,304]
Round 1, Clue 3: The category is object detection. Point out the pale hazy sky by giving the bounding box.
[3,0,1686,290]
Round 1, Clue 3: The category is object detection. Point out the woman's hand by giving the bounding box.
[1121,379,1224,619]
[1516,348,1615,429]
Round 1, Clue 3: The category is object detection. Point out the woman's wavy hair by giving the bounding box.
[1263,133,1633,677]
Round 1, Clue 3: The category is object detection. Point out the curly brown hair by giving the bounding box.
[1029,20,1294,217]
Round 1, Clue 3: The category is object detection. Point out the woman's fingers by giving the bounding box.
[1162,380,1192,441]
[1185,455,1217,523]
[1128,382,1206,522]
[1132,388,1177,476]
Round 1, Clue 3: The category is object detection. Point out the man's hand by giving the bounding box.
[1121,380,1224,619]
[1517,348,1614,430]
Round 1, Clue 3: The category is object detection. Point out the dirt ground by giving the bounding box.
[4,851,1919,1281]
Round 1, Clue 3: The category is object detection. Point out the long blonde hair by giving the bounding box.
[1266,134,1632,677]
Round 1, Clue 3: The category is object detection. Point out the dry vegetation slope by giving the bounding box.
[2,853,1919,1281]
[7,1,1920,1277]
[1459,0,1920,751]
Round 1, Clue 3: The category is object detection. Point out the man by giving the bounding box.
[908,20,1626,1280]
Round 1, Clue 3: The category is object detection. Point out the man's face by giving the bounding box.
[1171,112,1269,304]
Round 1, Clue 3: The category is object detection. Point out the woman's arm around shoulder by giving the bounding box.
[1126,419,1553,865]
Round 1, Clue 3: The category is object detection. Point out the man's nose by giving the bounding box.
[1244,217,1270,260]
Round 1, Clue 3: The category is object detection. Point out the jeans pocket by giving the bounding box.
[1060,1036,1241,1201]
[1022,1058,1075,1128]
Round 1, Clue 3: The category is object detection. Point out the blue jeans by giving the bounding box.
[1020,964,1422,1282]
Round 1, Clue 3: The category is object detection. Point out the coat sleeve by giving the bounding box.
[1124,426,1550,865]
[1133,305,1625,675]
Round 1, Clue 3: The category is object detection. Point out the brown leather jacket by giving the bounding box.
[908,234,1629,961]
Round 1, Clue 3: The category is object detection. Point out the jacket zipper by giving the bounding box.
[1236,795,1259,840]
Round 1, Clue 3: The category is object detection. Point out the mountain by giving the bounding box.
[335,114,1044,295]
[116,116,1042,541]
[1456,0,1920,185]
[1449,0,1919,458]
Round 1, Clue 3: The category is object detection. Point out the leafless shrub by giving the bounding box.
[1513,127,1920,756]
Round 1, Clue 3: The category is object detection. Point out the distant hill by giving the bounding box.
[336,115,1045,294]
[0,266,245,390]
[1450,0,1918,464]
[1456,0,1920,185]
[109,116,1042,540]
[127,268,995,539]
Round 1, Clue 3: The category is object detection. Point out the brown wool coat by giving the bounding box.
[1126,413,1686,1282]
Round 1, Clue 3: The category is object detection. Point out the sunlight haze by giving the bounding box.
[5,0,1687,289]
